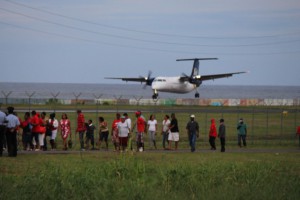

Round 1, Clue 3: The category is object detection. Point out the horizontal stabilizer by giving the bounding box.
[176,58,218,61]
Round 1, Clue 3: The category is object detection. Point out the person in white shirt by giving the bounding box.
[5,107,20,157]
[147,114,158,149]
[118,116,130,151]
[48,113,59,150]
[123,113,132,150]
[162,115,171,150]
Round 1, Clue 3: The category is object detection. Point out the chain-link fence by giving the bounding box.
[1,92,299,148]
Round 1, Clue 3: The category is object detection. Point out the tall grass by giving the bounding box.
[1,152,299,199]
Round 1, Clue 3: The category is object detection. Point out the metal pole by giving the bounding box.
[1,91,12,105]
[50,92,60,112]
[25,91,35,112]
[133,96,143,106]
[113,95,122,112]
[73,92,82,111]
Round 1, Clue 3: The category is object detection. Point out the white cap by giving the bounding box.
[190,114,195,118]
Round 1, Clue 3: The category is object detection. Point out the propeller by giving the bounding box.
[181,72,202,86]
[142,71,154,89]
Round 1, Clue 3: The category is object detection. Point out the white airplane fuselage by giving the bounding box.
[151,76,197,94]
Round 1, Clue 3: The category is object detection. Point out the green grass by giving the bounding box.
[0,152,299,200]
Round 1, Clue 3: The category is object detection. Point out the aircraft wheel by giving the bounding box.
[195,93,200,98]
[152,94,158,99]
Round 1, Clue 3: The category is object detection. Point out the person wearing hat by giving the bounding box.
[186,114,199,152]
[218,119,226,152]
[237,118,247,147]
[5,107,20,157]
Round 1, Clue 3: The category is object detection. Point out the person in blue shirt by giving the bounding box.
[237,118,247,147]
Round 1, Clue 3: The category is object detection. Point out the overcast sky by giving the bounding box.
[0,0,300,86]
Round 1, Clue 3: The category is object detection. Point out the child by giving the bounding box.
[85,120,96,150]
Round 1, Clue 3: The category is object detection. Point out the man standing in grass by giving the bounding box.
[237,118,247,147]
[218,118,226,152]
[186,114,199,152]
[76,110,86,151]
[5,107,20,157]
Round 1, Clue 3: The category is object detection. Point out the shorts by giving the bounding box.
[100,131,109,142]
[168,132,179,142]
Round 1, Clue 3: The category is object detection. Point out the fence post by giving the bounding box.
[93,94,103,129]
[133,96,143,106]
[50,92,60,112]
[113,95,122,112]
[73,92,82,111]
[265,98,273,145]
[25,91,35,112]
[1,91,12,105]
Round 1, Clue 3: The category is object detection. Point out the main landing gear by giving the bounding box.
[152,93,158,99]
[194,88,200,98]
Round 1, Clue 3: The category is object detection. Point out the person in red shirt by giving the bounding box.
[136,111,145,152]
[111,113,121,151]
[21,112,32,151]
[30,111,40,151]
[209,118,217,150]
[76,110,86,151]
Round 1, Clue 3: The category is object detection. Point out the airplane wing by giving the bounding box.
[105,77,147,83]
[200,71,247,81]
[179,71,247,82]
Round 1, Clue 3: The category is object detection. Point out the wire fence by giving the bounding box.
[0,93,300,148]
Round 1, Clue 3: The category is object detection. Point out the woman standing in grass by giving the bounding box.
[111,113,121,151]
[209,118,217,150]
[168,113,179,150]
[60,113,71,150]
[161,115,170,150]
[98,116,109,150]
[147,114,157,149]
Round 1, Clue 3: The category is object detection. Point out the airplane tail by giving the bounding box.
[176,58,217,77]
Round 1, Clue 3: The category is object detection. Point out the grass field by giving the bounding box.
[1,105,300,199]
[0,151,299,200]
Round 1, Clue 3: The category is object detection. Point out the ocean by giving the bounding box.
[0,82,299,100]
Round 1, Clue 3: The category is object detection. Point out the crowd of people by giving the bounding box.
[0,106,257,157]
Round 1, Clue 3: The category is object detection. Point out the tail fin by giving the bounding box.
[176,58,217,77]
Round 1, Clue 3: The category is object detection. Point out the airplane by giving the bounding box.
[106,58,247,99]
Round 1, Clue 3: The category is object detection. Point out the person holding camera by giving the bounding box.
[237,118,247,147]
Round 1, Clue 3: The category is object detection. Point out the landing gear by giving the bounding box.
[152,89,158,99]
[195,92,200,98]
[152,93,158,99]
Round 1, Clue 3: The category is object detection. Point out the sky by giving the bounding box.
[0,0,300,86]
